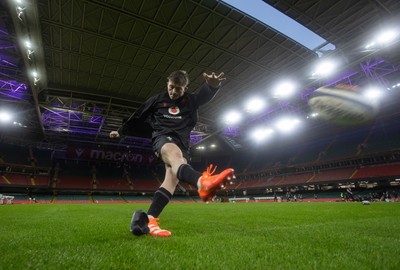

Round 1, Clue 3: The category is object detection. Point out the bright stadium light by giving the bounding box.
[24,39,32,49]
[245,97,266,113]
[223,110,242,125]
[312,59,338,77]
[363,87,384,100]
[275,117,301,133]
[250,127,274,143]
[306,112,319,119]
[364,26,399,49]
[390,82,400,89]
[365,41,375,50]
[273,81,297,99]
[376,29,399,45]
[0,111,12,123]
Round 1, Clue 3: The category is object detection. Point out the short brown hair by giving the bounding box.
[167,70,189,86]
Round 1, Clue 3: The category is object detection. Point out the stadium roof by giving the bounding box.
[0,0,399,152]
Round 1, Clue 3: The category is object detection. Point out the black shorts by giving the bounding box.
[152,134,190,161]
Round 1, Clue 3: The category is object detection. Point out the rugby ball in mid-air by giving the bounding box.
[308,85,379,125]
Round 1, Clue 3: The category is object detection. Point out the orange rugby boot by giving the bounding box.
[148,217,172,237]
[198,164,235,202]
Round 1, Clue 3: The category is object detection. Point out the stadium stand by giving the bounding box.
[129,178,160,191]
[1,121,400,203]
[56,176,92,190]
[290,138,331,165]
[351,163,400,179]
[31,148,53,167]
[274,172,315,186]
[2,172,31,186]
[320,133,365,161]
[310,167,357,183]
[95,177,131,191]
[0,143,30,165]
[363,121,400,154]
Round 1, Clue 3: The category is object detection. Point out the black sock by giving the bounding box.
[148,187,172,218]
[177,164,201,187]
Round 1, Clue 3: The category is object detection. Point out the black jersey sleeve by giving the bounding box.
[193,83,220,107]
[117,95,157,138]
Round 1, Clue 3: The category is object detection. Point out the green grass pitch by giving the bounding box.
[1,202,399,269]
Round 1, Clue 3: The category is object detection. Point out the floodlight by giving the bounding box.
[0,111,12,123]
[24,40,32,49]
[365,42,375,49]
[377,29,398,45]
[273,81,296,98]
[275,117,301,133]
[363,87,383,100]
[312,59,337,77]
[391,82,400,89]
[250,127,274,142]
[306,113,319,119]
[245,97,266,113]
[365,27,399,49]
[223,110,242,125]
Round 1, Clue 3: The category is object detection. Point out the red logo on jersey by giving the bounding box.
[168,106,180,115]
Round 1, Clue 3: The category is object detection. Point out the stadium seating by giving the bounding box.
[1,120,400,202]
[362,121,400,154]
[275,172,315,186]
[290,139,331,165]
[2,172,31,186]
[351,163,400,179]
[320,133,365,161]
[56,176,92,190]
[95,177,132,190]
[0,143,30,165]
[311,167,356,183]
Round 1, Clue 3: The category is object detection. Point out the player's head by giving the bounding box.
[167,70,189,100]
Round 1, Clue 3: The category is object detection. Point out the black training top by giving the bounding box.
[118,83,220,149]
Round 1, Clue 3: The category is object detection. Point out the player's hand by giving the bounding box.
[109,131,120,138]
[203,72,226,88]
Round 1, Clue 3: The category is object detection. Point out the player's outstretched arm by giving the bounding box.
[203,72,226,88]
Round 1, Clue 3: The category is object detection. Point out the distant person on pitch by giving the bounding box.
[110,70,235,237]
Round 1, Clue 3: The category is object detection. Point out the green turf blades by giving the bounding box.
[130,209,150,236]
[1,203,400,269]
